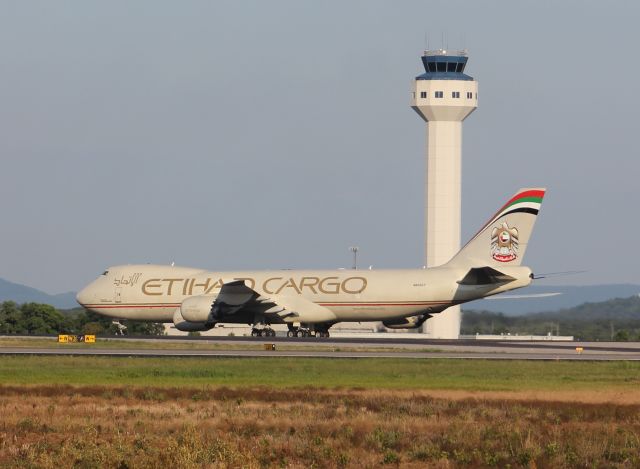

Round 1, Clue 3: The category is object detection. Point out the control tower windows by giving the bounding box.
[420,91,427,99]
[420,56,469,77]
[435,91,443,98]
[452,91,460,98]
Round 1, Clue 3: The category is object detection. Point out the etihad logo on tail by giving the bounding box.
[491,221,518,262]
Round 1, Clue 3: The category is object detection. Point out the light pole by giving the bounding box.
[349,246,359,270]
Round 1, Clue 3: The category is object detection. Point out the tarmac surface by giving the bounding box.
[1,336,639,360]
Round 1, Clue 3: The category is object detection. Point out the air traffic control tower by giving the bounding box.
[411,50,478,339]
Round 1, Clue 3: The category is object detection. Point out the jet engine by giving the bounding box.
[382,314,431,330]
[180,295,218,322]
[172,295,218,332]
[172,308,214,332]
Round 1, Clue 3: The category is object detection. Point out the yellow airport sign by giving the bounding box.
[58,335,96,343]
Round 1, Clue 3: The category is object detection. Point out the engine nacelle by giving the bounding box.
[172,307,215,332]
[180,295,217,323]
[383,314,431,330]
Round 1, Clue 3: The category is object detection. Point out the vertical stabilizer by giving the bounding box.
[447,188,546,268]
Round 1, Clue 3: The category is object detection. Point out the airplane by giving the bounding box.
[76,188,545,337]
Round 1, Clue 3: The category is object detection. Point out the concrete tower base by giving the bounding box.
[422,120,463,339]
[423,305,460,338]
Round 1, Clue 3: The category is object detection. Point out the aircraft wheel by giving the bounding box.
[287,330,294,338]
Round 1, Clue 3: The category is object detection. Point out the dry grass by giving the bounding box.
[1,385,639,468]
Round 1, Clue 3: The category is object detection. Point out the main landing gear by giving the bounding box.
[286,325,331,338]
[286,327,310,338]
[251,325,276,337]
[249,324,332,338]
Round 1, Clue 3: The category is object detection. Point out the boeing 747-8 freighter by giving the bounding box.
[76,188,545,337]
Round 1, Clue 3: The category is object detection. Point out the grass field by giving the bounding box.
[1,355,640,392]
[1,356,640,468]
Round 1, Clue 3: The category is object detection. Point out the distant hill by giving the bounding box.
[0,278,77,309]
[467,284,640,315]
[462,296,640,340]
[531,295,640,321]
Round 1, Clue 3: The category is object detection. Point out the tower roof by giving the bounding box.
[416,49,474,81]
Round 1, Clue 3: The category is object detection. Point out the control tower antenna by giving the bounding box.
[410,48,478,339]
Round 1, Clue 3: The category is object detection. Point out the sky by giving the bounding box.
[0,1,638,294]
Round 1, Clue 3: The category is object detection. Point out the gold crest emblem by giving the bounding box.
[491,222,518,262]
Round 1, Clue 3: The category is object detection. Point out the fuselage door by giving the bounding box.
[115,287,122,304]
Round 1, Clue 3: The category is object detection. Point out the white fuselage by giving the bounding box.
[76,263,532,325]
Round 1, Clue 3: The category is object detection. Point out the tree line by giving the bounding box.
[0,301,164,336]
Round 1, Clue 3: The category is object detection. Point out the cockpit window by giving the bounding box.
[102,270,109,276]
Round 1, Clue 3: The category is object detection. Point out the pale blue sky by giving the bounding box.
[0,1,638,293]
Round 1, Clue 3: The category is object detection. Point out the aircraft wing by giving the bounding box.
[210,280,259,318]
[211,280,337,324]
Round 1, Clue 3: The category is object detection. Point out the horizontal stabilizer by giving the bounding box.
[457,267,516,286]
[484,292,562,300]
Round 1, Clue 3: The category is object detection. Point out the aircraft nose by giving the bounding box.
[76,286,93,307]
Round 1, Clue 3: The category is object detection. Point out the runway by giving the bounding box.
[1,336,639,360]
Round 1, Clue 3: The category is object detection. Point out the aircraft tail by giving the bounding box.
[446,188,546,269]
